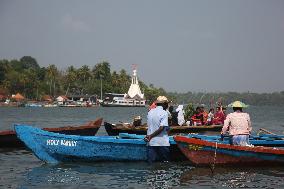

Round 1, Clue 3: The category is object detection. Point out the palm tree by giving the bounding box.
[46,65,59,97]
[92,61,111,80]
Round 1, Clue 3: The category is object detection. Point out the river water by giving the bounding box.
[0,106,284,189]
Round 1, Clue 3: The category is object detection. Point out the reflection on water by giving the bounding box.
[1,106,284,188]
[14,160,284,189]
[180,166,284,189]
[20,162,193,189]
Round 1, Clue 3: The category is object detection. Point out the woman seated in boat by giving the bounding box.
[200,104,209,125]
[213,106,226,125]
[191,107,203,126]
[206,108,214,125]
[221,101,252,146]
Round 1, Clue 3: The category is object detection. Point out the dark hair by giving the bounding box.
[169,106,174,113]
[156,102,168,110]
[233,107,243,112]
[209,108,214,112]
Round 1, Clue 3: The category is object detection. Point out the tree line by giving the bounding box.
[0,56,167,103]
[169,91,284,106]
[0,56,283,105]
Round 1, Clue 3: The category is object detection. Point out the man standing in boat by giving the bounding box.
[144,96,170,163]
[221,101,252,146]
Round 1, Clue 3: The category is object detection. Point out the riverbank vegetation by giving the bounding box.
[0,56,167,103]
[0,56,283,105]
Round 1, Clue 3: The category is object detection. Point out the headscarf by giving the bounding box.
[176,105,183,112]
[176,105,185,126]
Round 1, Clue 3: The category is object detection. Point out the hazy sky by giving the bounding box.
[1,0,284,93]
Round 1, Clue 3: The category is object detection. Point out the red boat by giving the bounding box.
[0,118,103,148]
[174,135,284,166]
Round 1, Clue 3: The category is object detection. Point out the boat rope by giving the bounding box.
[210,142,218,174]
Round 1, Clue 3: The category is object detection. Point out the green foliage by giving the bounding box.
[1,56,283,105]
[0,57,168,102]
[169,91,284,106]
[184,103,195,120]
[92,61,111,80]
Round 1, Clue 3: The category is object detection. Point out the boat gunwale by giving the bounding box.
[105,122,223,130]
[18,125,148,145]
[174,135,284,155]
[1,118,103,135]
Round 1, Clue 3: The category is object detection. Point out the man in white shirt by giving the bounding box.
[144,96,170,163]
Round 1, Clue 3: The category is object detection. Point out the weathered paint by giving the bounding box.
[174,136,284,166]
[0,118,102,148]
[104,122,223,136]
[15,125,148,164]
[186,133,284,147]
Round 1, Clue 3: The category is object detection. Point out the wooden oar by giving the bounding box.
[258,128,284,140]
[258,128,276,135]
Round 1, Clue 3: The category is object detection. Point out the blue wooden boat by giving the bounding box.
[186,134,284,147]
[174,135,284,166]
[118,133,284,147]
[14,125,181,163]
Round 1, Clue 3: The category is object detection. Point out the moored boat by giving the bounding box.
[104,122,223,136]
[100,66,146,107]
[14,126,181,163]
[0,118,103,148]
[174,135,284,166]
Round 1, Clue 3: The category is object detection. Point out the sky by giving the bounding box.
[0,0,284,93]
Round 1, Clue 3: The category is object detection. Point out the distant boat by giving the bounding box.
[174,135,284,166]
[104,122,223,136]
[0,118,103,148]
[43,103,58,107]
[101,67,146,107]
[25,103,42,107]
[101,93,146,107]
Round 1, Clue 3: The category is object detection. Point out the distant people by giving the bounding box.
[200,104,208,125]
[191,107,203,126]
[206,108,215,125]
[144,96,170,163]
[168,105,178,126]
[176,105,185,126]
[221,101,251,146]
[133,115,142,126]
[167,105,173,120]
[213,106,226,125]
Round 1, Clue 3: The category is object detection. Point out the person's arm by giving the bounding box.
[144,126,165,142]
[145,112,168,142]
[221,115,230,135]
[247,114,252,134]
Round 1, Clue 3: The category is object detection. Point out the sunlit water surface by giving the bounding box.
[0,106,284,188]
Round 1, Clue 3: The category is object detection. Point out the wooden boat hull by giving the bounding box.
[174,136,284,166]
[104,122,223,136]
[0,118,103,148]
[187,133,284,147]
[15,126,165,163]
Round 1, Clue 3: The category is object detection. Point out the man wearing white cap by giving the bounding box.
[144,96,170,163]
[221,101,252,146]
